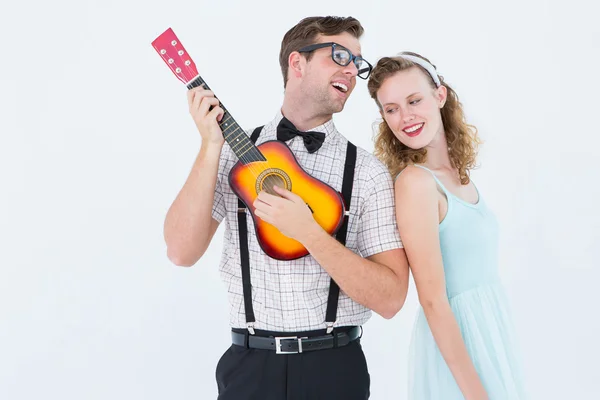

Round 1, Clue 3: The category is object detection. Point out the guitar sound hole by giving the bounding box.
[255,168,292,196]
[261,174,287,195]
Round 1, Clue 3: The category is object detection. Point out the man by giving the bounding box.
[163,16,409,399]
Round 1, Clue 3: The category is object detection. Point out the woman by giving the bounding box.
[367,53,526,399]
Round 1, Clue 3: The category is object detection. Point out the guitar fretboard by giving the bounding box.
[187,76,266,164]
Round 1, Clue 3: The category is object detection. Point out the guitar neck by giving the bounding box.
[187,76,266,164]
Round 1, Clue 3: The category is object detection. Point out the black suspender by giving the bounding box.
[325,142,356,333]
[237,126,263,335]
[237,126,357,335]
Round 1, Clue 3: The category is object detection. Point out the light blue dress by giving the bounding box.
[406,166,526,399]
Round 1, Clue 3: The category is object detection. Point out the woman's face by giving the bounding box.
[376,67,447,149]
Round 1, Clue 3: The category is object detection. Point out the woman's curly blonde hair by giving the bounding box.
[367,52,481,184]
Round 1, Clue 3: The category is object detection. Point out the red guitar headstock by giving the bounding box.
[151,28,199,84]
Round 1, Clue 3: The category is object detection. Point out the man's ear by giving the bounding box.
[288,51,305,79]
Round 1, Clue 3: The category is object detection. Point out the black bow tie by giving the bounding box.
[276,117,325,154]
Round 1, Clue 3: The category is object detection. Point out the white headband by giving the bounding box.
[396,53,441,87]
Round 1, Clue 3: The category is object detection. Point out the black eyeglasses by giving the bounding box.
[297,42,373,80]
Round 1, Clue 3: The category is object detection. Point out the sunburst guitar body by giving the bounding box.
[152,28,345,260]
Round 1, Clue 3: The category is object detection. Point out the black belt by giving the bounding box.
[231,326,362,354]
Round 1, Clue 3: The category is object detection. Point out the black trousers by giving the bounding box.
[215,332,370,399]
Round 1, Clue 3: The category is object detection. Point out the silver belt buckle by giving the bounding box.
[275,336,305,354]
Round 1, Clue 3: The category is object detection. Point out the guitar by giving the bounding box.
[151,28,346,261]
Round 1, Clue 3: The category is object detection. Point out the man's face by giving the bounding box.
[298,32,362,115]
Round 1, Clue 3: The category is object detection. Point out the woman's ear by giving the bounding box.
[437,85,448,108]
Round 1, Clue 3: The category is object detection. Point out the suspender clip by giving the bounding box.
[326,321,335,334]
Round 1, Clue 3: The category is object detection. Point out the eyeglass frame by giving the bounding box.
[297,42,373,80]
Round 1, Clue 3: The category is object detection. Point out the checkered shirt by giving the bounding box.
[211,110,402,331]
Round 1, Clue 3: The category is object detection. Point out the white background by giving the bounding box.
[1,0,598,399]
